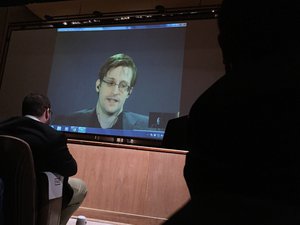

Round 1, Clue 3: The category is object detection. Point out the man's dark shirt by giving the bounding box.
[185,61,300,224]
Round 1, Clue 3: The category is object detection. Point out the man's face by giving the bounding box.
[96,66,133,116]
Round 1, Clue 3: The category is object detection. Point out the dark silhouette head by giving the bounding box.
[218,0,300,72]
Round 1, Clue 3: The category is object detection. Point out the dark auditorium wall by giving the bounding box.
[0,6,40,78]
[0,6,40,121]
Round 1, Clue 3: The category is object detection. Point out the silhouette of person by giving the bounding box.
[164,0,300,224]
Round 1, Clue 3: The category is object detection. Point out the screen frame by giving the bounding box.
[0,5,221,148]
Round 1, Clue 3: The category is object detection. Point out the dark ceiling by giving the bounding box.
[0,0,66,7]
[1,0,222,21]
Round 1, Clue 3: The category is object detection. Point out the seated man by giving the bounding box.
[0,93,87,225]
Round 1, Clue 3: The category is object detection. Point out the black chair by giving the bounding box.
[0,135,63,225]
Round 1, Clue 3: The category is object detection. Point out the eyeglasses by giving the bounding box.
[102,79,131,93]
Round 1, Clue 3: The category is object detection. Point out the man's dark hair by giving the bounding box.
[22,93,51,117]
[98,53,137,87]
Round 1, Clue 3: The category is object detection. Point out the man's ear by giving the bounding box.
[43,108,51,124]
[44,109,49,120]
[127,87,133,98]
[95,79,101,93]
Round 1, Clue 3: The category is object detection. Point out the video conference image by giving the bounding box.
[0,19,224,146]
[48,23,186,141]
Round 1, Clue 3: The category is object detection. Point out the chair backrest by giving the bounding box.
[0,135,62,225]
[36,173,62,225]
[0,135,36,225]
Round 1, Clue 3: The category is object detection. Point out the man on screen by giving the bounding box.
[54,53,149,130]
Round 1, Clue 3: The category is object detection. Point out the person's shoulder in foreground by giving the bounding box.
[164,0,300,224]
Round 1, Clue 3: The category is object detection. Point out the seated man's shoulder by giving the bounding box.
[0,116,65,144]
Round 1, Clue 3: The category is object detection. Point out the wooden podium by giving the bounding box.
[68,139,190,225]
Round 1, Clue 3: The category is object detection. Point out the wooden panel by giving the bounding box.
[145,151,190,218]
[68,140,190,225]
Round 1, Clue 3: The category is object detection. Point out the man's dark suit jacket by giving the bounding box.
[184,63,300,224]
[164,61,300,225]
[0,116,77,208]
[53,108,149,130]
